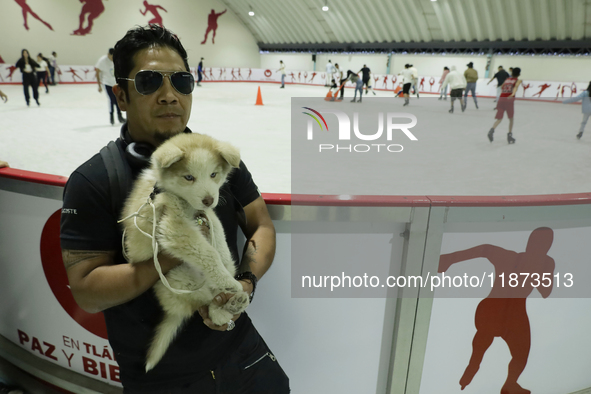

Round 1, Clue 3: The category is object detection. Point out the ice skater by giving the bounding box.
[345,70,364,103]
[95,48,124,125]
[563,81,591,139]
[197,57,204,86]
[277,60,286,88]
[15,49,40,106]
[488,67,522,144]
[325,60,335,86]
[487,66,510,104]
[35,53,50,93]
[398,64,415,106]
[464,62,478,109]
[439,227,555,394]
[441,66,466,113]
[439,66,449,100]
[358,64,375,96]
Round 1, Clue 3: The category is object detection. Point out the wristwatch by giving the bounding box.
[235,272,257,303]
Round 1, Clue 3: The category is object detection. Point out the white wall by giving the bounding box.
[0,0,260,69]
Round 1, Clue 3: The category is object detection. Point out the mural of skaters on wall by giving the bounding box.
[14,0,54,31]
[140,0,167,26]
[72,0,105,36]
[438,227,556,394]
[201,9,227,44]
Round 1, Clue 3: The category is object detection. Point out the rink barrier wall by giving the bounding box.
[1,64,587,101]
[1,167,590,394]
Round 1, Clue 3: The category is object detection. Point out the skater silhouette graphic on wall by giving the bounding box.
[429,77,435,91]
[289,72,296,82]
[521,82,531,97]
[140,1,167,26]
[14,0,53,31]
[201,9,226,44]
[6,65,18,81]
[438,227,555,394]
[72,0,105,36]
[532,83,551,98]
[309,72,317,83]
[374,75,380,89]
[66,67,83,82]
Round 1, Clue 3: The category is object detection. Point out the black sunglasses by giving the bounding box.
[119,70,195,95]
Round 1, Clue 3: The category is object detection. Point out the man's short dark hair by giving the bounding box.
[114,24,190,95]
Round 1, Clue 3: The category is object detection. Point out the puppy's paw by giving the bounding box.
[208,304,234,326]
[223,291,250,315]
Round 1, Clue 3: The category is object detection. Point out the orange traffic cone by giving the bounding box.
[255,86,263,106]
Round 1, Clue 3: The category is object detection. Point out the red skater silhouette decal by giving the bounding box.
[289,72,296,82]
[419,77,425,91]
[374,75,380,89]
[6,65,18,81]
[429,77,435,91]
[237,68,243,80]
[247,68,252,80]
[208,67,214,79]
[521,82,531,97]
[570,82,577,96]
[382,75,388,88]
[439,227,555,394]
[304,71,308,82]
[82,68,93,80]
[72,0,105,36]
[14,0,53,31]
[298,72,301,82]
[67,67,83,82]
[230,68,237,80]
[532,83,551,98]
[201,9,226,44]
[309,72,317,83]
[140,1,167,26]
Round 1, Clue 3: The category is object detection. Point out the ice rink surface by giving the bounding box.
[0,81,589,196]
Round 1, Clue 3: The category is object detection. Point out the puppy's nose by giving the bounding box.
[202,196,214,207]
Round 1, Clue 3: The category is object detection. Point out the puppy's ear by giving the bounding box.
[217,142,240,168]
[153,144,184,168]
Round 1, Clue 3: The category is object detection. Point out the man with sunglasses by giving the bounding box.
[60,25,289,393]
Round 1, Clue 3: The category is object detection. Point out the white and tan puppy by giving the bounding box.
[120,133,249,372]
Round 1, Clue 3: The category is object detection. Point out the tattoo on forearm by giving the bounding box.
[62,250,112,270]
[242,241,259,266]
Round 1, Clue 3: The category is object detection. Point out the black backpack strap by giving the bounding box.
[99,140,132,218]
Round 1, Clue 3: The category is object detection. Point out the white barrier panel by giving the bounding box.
[1,169,590,394]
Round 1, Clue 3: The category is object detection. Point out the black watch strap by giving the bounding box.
[235,272,257,303]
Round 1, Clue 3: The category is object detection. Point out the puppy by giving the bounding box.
[120,133,250,372]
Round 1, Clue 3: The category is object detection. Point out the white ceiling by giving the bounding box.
[222,0,591,45]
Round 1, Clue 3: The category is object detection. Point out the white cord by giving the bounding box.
[118,197,197,295]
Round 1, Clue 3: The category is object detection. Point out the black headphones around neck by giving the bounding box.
[119,125,193,169]
[120,126,155,169]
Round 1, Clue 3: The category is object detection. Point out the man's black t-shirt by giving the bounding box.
[60,137,261,391]
[494,70,510,86]
[360,67,371,81]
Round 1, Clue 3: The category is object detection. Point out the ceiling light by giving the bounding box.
[322,5,329,11]
[249,10,254,16]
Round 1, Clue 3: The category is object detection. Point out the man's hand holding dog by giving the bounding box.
[198,279,253,331]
